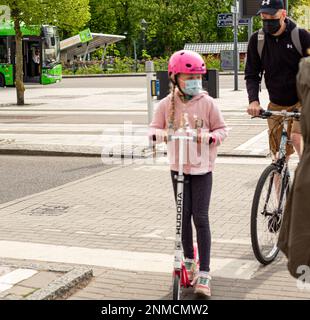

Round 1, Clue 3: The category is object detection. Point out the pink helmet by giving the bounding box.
[168,50,207,76]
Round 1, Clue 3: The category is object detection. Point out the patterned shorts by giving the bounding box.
[267,102,302,157]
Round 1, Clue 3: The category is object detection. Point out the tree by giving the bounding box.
[87,0,240,58]
[289,0,309,20]
[0,0,90,105]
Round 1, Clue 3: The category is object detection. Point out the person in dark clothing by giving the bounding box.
[278,56,310,279]
[245,0,310,159]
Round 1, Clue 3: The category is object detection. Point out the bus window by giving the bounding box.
[0,38,8,64]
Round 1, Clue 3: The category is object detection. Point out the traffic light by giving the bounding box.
[240,0,288,18]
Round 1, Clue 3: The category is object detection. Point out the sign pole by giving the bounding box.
[146,61,155,148]
[248,16,253,41]
[233,0,239,91]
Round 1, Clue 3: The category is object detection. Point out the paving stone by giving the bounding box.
[18,271,62,288]
[2,285,37,298]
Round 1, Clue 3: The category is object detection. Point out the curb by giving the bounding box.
[0,259,93,300]
[62,73,146,79]
[26,267,93,300]
[0,148,152,158]
[0,146,268,159]
[0,148,102,158]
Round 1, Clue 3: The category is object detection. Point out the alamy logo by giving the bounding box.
[296,265,310,290]
[0,5,10,22]
[261,0,271,5]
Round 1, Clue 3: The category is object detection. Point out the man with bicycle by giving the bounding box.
[245,0,310,159]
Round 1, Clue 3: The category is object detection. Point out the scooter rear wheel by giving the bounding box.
[173,274,181,300]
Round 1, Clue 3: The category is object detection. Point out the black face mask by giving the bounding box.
[263,19,281,35]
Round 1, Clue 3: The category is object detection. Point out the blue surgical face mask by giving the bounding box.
[182,79,202,96]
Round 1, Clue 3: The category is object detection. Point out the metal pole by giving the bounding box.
[233,0,239,91]
[100,44,107,70]
[248,17,253,42]
[142,29,146,52]
[146,61,155,147]
[83,43,89,62]
[133,40,137,72]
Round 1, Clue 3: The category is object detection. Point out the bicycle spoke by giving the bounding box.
[256,170,282,259]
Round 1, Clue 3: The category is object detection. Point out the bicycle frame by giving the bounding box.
[260,110,299,218]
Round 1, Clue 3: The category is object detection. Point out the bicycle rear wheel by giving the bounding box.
[251,164,289,265]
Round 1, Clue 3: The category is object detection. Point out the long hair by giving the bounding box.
[168,75,180,131]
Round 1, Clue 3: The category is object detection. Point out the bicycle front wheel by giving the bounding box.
[251,164,289,265]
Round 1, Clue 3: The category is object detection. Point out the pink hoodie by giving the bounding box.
[149,90,228,174]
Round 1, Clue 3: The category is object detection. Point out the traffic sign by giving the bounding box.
[217,13,249,27]
[79,28,93,43]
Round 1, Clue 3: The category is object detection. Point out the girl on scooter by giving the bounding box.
[149,50,228,297]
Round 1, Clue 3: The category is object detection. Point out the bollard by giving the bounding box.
[203,69,219,99]
[156,71,170,100]
[146,61,156,148]
[146,61,156,126]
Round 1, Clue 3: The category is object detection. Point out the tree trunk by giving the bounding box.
[14,19,25,105]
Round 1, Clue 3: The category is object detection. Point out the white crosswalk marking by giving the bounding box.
[234,129,269,154]
[0,241,259,280]
[0,268,38,293]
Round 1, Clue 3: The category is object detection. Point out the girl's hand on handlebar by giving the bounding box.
[150,132,168,144]
[197,133,215,145]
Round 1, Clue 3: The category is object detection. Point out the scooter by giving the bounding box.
[169,115,199,300]
[152,114,202,300]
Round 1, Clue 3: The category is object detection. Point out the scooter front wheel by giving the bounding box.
[172,273,181,300]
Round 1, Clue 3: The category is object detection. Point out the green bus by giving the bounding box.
[0,22,62,87]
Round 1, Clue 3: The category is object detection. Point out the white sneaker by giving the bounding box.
[192,271,211,297]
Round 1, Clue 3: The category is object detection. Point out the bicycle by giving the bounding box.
[250,109,301,265]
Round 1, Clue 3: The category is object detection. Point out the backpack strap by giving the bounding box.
[257,29,265,60]
[291,27,303,57]
[257,29,265,91]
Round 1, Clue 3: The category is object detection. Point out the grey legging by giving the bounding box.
[171,171,212,272]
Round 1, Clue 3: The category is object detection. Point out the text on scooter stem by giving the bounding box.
[176,192,183,236]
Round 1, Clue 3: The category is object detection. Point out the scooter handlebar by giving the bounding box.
[152,133,214,144]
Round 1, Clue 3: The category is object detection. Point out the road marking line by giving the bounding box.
[234,129,268,153]
[43,229,62,233]
[0,268,38,293]
[138,230,165,239]
[75,231,93,235]
[0,241,259,280]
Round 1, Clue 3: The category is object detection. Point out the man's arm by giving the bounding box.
[245,32,264,116]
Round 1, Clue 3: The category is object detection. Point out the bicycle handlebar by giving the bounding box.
[253,110,301,120]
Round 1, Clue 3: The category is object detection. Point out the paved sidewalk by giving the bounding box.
[0,156,307,300]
